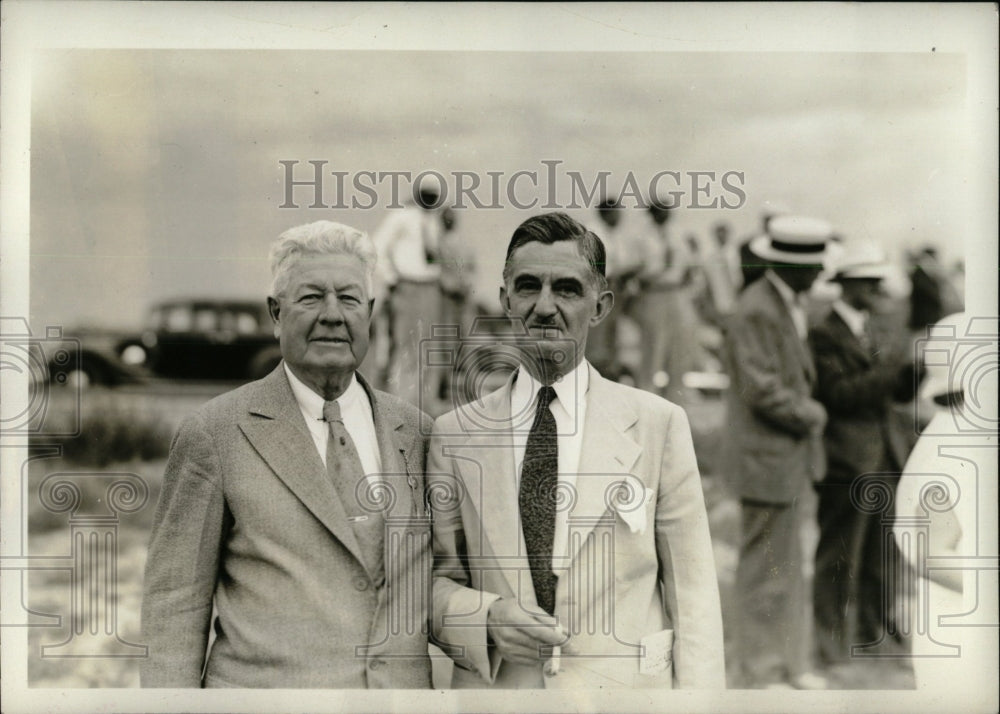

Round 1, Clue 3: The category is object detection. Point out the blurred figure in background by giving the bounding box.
[437,206,476,334]
[584,196,644,382]
[697,221,739,325]
[372,177,444,409]
[737,201,792,291]
[435,206,477,401]
[808,247,923,676]
[906,245,963,333]
[631,199,700,402]
[723,215,832,690]
[895,312,997,703]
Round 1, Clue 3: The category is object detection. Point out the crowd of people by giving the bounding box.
[138,194,987,693]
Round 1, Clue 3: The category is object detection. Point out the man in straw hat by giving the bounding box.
[808,247,923,674]
[723,214,832,689]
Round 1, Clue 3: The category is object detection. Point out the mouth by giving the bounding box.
[311,336,350,345]
[527,325,562,338]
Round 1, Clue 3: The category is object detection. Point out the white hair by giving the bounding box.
[268,220,377,298]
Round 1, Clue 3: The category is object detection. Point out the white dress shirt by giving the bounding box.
[371,204,441,285]
[638,221,692,287]
[284,363,383,479]
[766,269,808,340]
[509,359,589,571]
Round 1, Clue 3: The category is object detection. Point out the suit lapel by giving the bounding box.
[827,310,872,367]
[566,366,642,565]
[238,366,367,568]
[762,278,816,384]
[463,372,525,599]
[359,374,418,520]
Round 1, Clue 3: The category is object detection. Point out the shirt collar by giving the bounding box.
[283,362,360,421]
[832,299,869,339]
[511,358,589,425]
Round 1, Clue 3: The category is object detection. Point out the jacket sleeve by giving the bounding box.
[654,405,727,689]
[727,310,821,437]
[139,411,228,687]
[428,423,501,683]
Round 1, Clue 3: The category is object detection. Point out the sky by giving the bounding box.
[29,49,972,330]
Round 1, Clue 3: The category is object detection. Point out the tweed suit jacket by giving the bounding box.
[809,309,915,480]
[722,276,826,503]
[428,365,725,689]
[140,365,433,688]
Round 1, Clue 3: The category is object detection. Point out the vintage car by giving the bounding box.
[114,299,282,381]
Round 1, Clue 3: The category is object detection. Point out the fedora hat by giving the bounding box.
[750,215,832,265]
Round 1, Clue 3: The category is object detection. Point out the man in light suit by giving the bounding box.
[723,215,831,689]
[808,249,920,669]
[140,220,433,688]
[428,212,725,689]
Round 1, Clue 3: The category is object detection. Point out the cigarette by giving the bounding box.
[545,645,561,676]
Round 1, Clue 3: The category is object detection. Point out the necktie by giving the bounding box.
[519,385,559,615]
[323,400,384,577]
[859,318,873,353]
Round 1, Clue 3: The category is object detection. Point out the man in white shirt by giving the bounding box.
[141,220,433,688]
[630,200,701,400]
[371,181,444,407]
[429,211,725,689]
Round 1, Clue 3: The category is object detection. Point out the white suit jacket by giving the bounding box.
[428,365,725,689]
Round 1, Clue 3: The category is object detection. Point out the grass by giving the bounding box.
[30,387,173,468]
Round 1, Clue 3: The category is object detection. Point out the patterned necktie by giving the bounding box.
[323,400,384,577]
[519,385,559,615]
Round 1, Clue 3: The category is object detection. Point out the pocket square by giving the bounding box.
[612,486,655,535]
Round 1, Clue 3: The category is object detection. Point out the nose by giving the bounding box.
[534,285,558,318]
[317,294,344,323]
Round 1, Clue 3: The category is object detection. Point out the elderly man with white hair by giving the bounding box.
[141,220,434,688]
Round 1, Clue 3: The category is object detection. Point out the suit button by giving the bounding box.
[354,577,369,591]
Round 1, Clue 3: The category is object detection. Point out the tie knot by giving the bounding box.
[537,386,557,410]
[322,400,342,424]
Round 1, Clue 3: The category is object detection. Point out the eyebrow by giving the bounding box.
[295,281,363,293]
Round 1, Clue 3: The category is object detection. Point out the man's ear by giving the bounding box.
[266,297,281,338]
[590,289,615,327]
[499,285,511,315]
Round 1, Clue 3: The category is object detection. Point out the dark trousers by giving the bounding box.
[813,472,909,666]
[736,499,809,686]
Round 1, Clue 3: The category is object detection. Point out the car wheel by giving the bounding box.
[61,368,92,389]
[120,343,148,366]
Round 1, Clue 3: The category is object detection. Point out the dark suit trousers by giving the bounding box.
[736,499,809,686]
[813,471,908,665]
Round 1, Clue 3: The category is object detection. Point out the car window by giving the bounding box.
[194,309,218,333]
[164,307,193,332]
[235,311,260,334]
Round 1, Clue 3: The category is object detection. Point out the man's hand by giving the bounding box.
[486,598,567,666]
[802,399,828,435]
